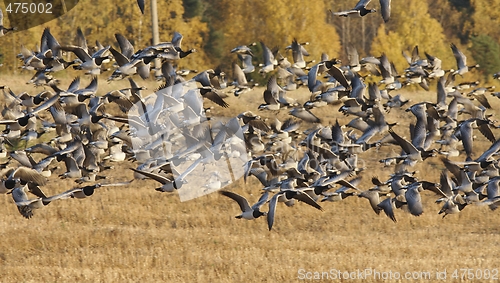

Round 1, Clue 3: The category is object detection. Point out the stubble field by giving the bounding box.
[0,73,500,282]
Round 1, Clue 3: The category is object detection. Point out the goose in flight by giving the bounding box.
[220,190,269,220]
[130,167,178,192]
[9,183,47,219]
[289,107,321,123]
[42,181,134,202]
[435,171,467,218]
[450,43,479,78]
[331,0,391,22]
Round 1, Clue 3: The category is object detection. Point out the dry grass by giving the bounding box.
[1,73,500,282]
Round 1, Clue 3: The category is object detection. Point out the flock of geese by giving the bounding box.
[1,3,500,232]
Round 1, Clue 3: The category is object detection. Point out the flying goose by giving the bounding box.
[333,0,391,22]
[62,44,111,75]
[290,39,307,69]
[231,63,257,96]
[198,86,229,108]
[267,189,322,230]
[259,42,277,73]
[130,167,179,192]
[220,190,269,220]
[321,176,362,202]
[258,76,282,111]
[450,43,479,77]
[108,46,153,80]
[289,107,321,123]
[167,31,197,59]
[435,171,467,217]
[388,127,435,167]
[0,166,47,189]
[238,54,255,73]
[354,104,390,146]
[331,0,377,18]
[41,181,134,203]
[230,44,255,57]
[10,183,47,219]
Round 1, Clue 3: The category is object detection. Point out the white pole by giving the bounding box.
[150,0,161,78]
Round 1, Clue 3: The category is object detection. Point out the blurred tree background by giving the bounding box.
[0,0,498,82]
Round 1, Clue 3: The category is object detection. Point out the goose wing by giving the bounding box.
[199,87,229,108]
[252,191,270,210]
[436,76,447,108]
[292,191,323,210]
[476,138,500,162]
[267,192,280,230]
[137,0,145,14]
[354,0,372,9]
[249,168,270,187]
[43,188,82,203]
[326,64,349,89]
[115,33,135,59]
[290,107,321,123]
[99,180,135,187]
[459,120,474,159]
[62,45,92,62]
[171,32,183,49]
[388,128,419,155]
[439,171,454,198]
[267,75,282,94]
[379,0,391,22]
[377,198,396,222]
[130,168,171,185]
[359,190,382,215]
[260,41,275,66]
[109,46,130,67]
[233,63,247,86]
[450,43,466,70]
[307,63,321,93]
[405,184,423,216]
[11,167,47,186]
[220,191,251,212]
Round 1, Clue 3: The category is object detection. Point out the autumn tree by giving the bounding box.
[183,0,203,19]
[426,0,468,43]
[326,0,383,60]
[469,34,500,81]
[0,0,212,72]
[371,1,453,73]
[204,0,341,76]
[468,0,500,41]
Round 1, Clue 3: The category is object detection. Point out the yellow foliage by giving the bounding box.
[209,0,341,64]
[0,0,212,71]
[470,0,500,40]
[371,1,454,72]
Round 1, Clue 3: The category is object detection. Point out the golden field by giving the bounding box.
[0,73,500,282]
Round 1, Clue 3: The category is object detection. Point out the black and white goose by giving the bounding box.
[220,190,269,220]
